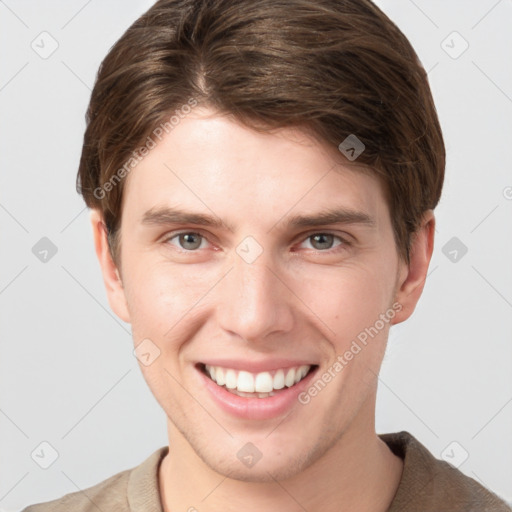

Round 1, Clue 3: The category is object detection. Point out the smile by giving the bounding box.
[199,363,316,398]
[196,360,320,420]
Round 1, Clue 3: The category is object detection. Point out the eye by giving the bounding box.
[300,233,346,251]
[165,232,209,251]
[162,231,348,253]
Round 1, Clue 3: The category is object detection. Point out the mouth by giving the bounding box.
[197,362,318,399]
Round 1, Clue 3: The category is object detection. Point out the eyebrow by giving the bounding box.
[140,206,376,232]
[141,207,235,232]
[286,208,375,229]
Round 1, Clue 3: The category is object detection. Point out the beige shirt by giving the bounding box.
[22,431,511,511]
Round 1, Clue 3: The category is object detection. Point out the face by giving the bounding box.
[92,107,432,482]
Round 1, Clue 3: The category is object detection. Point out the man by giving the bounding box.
[23,0,511,510]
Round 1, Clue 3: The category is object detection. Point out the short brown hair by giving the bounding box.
[77,0,445,264]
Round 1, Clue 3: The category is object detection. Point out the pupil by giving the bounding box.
[313,234,333,249]
[181,233,201,249]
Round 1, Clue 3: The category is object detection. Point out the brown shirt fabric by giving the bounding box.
[22,431,511,512]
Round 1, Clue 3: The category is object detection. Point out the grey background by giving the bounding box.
[1,0,511,510]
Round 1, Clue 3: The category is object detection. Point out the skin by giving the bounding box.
[91,106,435,512]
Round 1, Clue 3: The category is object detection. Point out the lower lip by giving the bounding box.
[196,365,318,420]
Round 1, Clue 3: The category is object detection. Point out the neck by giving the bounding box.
[159,413,403,512]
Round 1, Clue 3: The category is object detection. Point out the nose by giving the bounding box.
[216,249,295,343]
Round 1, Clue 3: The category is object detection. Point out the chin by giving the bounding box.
[199,435,330,484]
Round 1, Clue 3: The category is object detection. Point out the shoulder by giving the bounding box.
[380,431,512,512]
[21,447,168,512]
[21,470,130,512]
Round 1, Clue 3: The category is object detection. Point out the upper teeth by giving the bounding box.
[204,364,311,393]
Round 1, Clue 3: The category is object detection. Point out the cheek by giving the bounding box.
[123,262,213,403]
[123,259,220,341]
[296,263,395,340]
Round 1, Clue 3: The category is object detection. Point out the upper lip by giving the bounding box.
[198,359,318,373]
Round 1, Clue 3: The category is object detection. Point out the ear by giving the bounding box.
[391,210,435,325]
[90,209,131,323]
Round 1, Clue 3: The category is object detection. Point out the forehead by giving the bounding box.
[121,108,389,229]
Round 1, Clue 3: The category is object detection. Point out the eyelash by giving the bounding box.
[161,230,351,254]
